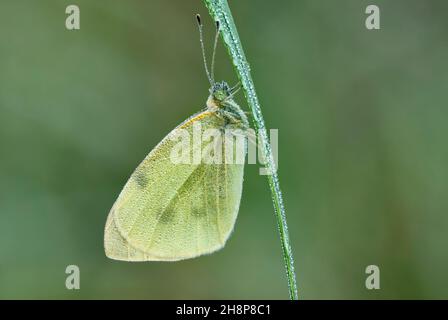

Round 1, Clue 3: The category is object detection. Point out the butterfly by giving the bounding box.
[104,15,249,261]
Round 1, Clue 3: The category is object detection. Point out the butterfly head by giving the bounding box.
[211,81,230,101]
[207,81,231,108]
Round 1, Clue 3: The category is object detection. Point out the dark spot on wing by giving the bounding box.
[133,170,148,188]
[158,205,175,224]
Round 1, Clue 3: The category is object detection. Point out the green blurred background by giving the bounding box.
[1,0,447,299]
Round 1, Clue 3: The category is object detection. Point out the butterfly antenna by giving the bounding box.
[196,14,213,86]
[210,20,220,83]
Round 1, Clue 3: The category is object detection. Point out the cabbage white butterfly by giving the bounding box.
[104,15,248,261]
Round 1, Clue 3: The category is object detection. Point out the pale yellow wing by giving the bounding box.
[104,111,246,261]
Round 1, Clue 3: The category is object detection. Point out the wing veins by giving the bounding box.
[143,165,209,251]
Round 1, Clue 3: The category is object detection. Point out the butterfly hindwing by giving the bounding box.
[104,110,246,261]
